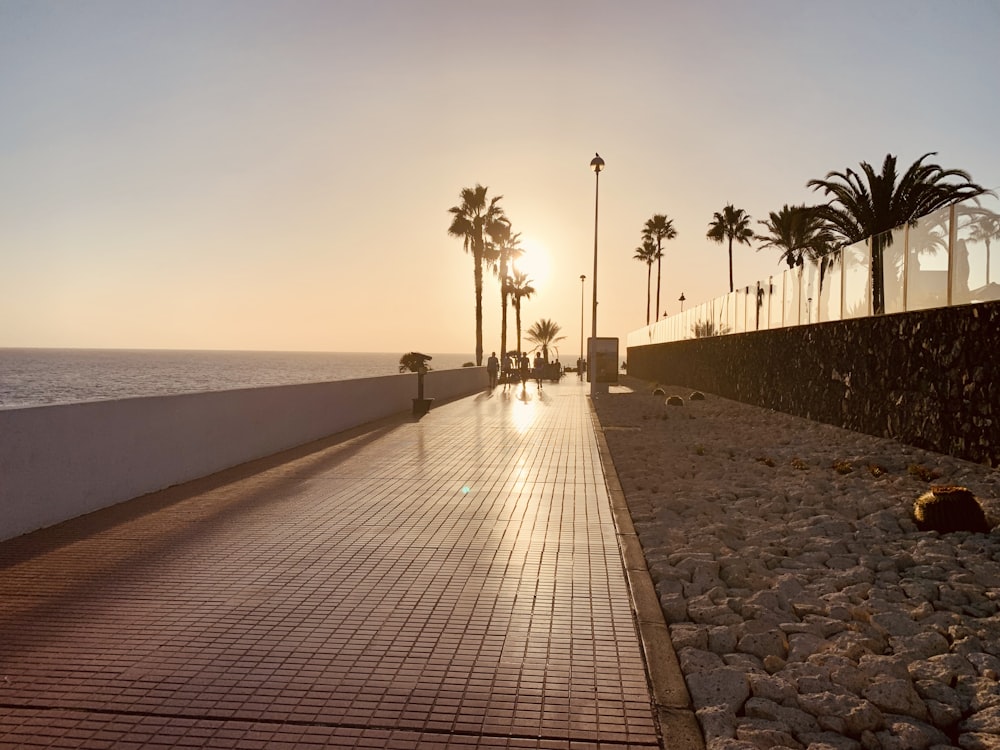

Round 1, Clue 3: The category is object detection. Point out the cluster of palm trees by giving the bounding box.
[447,184,555,366]
[636,152,991,319]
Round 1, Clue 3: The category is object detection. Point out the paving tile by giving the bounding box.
[0,381,660,748]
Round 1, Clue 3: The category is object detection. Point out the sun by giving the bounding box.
[512,237,551,289]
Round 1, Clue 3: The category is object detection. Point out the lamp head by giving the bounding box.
[590,153,605,173]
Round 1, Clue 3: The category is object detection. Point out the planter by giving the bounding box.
[412,398,434,417]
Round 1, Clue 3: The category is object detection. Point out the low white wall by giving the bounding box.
[0,367,487,542]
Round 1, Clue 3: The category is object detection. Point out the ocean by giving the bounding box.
[0,349,474,410]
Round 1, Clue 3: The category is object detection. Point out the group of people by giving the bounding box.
[486,351,552,391]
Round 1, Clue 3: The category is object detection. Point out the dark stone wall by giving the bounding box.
[627,302,1000,467]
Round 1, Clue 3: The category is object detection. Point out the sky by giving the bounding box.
[2,0,999,360]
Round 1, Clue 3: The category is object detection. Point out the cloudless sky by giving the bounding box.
[2,0,999,358]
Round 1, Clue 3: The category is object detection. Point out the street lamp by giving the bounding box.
[679,292,686,312]
[579,274,586,380]
[589,152,604,396]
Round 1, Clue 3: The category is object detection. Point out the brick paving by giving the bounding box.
[0,379,662,748]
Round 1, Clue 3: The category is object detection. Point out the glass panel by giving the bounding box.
[733,288,745,333]
[801,260,820,324]
[750,282,766,331]
[907,205,950,310]
[819,252,842,322]
[768,275,783,328]
[783,268,800,326]
[843,239,871,318]
[882,226,906,314]
[954,194,1000,305]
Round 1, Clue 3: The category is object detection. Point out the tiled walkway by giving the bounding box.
[0,379,662,748]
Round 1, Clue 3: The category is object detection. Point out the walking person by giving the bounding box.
[518,352,530,393]
[533,351,545,389]
[486,351,499,390]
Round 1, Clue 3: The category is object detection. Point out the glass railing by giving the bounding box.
[628,192,1000,347]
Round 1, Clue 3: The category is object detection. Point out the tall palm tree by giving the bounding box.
[507,269,535,356]
[755,205,837,268]
[447,184,507,365]
[492,221,523,366]
[642,214,678,320]
[632,238,658,324]
[707,204,754,292]
[808,152,988,314]
[525,319,566,362]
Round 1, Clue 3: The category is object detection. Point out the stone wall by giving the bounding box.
[627,302,1000,467]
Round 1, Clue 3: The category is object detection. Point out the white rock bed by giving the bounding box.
[593,382,1000,750]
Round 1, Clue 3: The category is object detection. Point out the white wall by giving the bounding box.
[0,368,487,541]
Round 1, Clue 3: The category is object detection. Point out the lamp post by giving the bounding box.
[579,274,586,380]
[679,292,686,312]
[589,152,604,396]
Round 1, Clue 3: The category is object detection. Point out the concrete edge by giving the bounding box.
[589,401,706,750]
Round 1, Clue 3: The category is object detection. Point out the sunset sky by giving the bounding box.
[2,1,999,359]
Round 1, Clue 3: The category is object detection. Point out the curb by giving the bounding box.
[590,403,705,750]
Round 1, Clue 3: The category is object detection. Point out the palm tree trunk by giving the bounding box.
[474,253,484,366]
[655,245,662,320]
[515,300,522,354]
[500,288,509,360]
[728,236,734,293]
[645,264,652,324]
[871,234,885,315]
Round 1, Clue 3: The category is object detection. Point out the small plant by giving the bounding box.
[912,486,992,534]
[908,464,942,483]
[868,463,889,478]
[666,395,685,407]
[756,456,775,467]
[689,391,706,401]
[833,460,854,475]
[791,458,808,470]
[694,444,705,456]
[399,352,433,373]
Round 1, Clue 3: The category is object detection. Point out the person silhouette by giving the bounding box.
[486,351,499,389]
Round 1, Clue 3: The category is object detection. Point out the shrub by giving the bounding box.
[912,486,992,534]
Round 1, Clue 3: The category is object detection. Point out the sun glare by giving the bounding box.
[513,238,551,289]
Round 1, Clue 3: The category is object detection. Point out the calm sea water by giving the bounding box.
[0,349,474,409]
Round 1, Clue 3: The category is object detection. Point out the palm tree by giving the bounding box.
[632,238,658,324]
[525,319,566,362]
[642,214,677,320]
[707,204,754,292]
[808,152,988,314]
[447,184,507,365]
[756,205,837,269]
[492,221,523,366]
[507,269,535,356]
[967,209,1000,285]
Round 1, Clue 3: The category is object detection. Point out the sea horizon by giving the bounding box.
[0,348,478,410]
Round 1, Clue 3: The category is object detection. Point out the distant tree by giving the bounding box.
[525,319,566,362]
[492,221,523,366]
[756,205,837,269]
[707,204,754,292]
[808,152,988,314]
[507,269,535,355]
[642,214,678,319]
[448,184,507,365]
[632,238,658,324]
